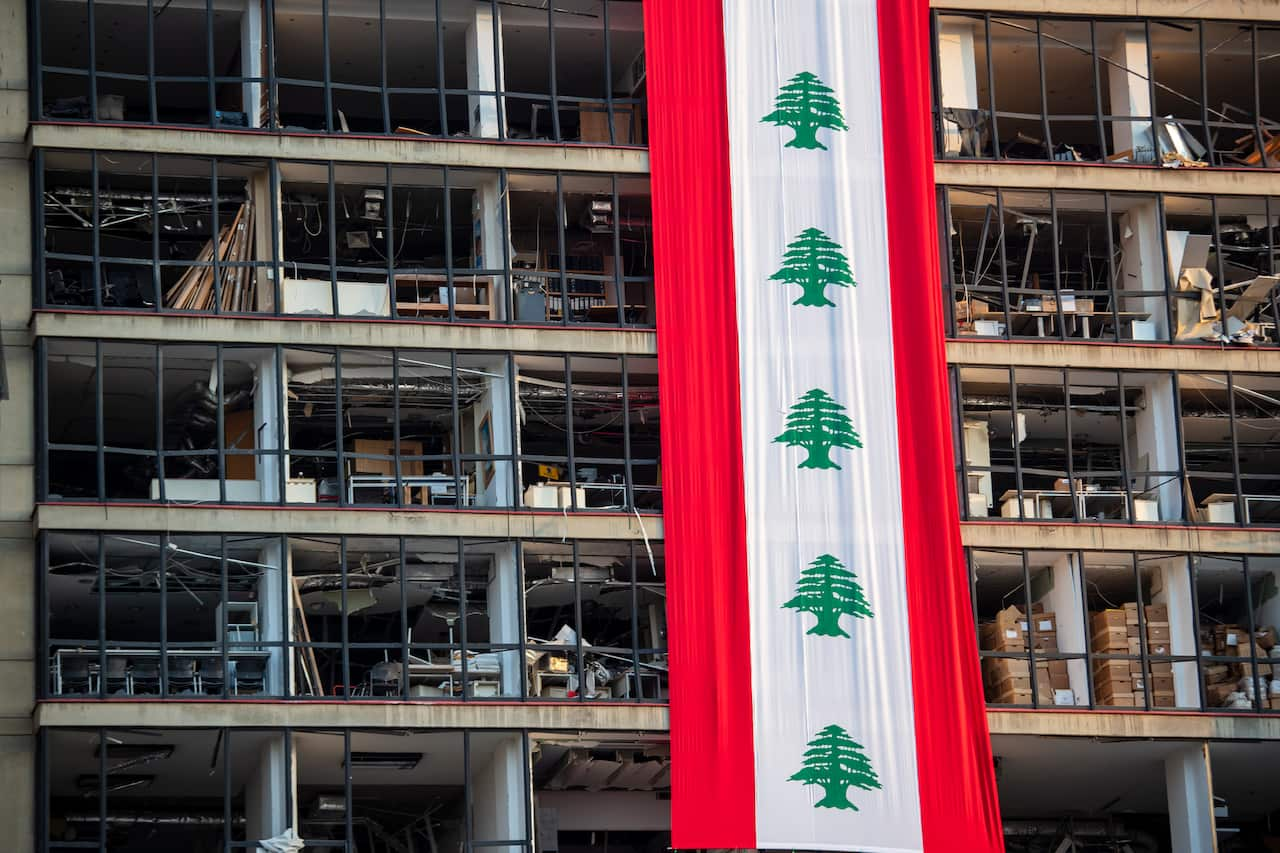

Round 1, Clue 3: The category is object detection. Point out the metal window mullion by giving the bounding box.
[1116,372,1136,520]
[1156,195,1177,343]
[270,161,282,314]
[1077,550,1095,707]
[929,12,945,156]
[1130,552,1150,710]
[38,534,48,700]
[1187,555,1208,709]
[995,189,1012,336]
[620,354,634,508]
[547,3,560,141]
[340,536,349,699]
[384,165,394,320]
[1144,21,1157,162]
[445,166,456,322]
[1104,191,1122,341]
[399,538,409,699]
[335,347,345,508]
[211,160,224,313]
[328,162,338,318]
[1168,370,1189,522]
[1035,19,1052,159]
[322,0,333,132]
[149,155,162,310]
[159,531,169,695]
[87,0,98,121]
[434,0,447,133]
[1008,366,1026,518]
[984,14,1001,159]
[379,0,389,134]
[222,728,232,853]
[458,537,469,697]
[1253,26,1263,164]
[602,0,614,144]
[276,344,287,505]
[507,353,520,507]
[206,0,216,126]
[1048,189,1065,339]
[555,173,568,325]
[98,726,107,849]
[951,366,973,519]
[572,539,584,702]
[95,340,105,500]
[393,349,403,507]
[611,175,624,325]
[1021,549,1037,708]
[490,0,505,139]
[1090,21,1106,159]
[564,356,577,508]
[265,0,278,128]
[155,344,166,502]
[463,731,475,851]
[145,0,156,123]
[1062,369,1079,521]
[1240,555,1263,710]
[36,338,47,501]
[216,345,226,502]
[516,538,529,699]
[97,536,106,699]
[521,731,534,846]
[499,169,513,324]
[1225,371,1244,525]
[343,730,353,845]
[219,535,229,697]
[451,352,463,506]
[628,541,640,701]
[91,152,101,308]
[1198,24,1212,165]
[1210,196,1229,341]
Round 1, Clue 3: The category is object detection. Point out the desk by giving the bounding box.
[347,474,470,506]
[578,482,663,509]
[1201,493,1280,524]
[965,309,1151,340]
[393,274,496,320]
[52,647,272,695]
[999,489,1158,521]
[585,304,649,324]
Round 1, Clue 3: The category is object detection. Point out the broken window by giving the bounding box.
[932,12,1280,167]
[1194,554,1280,713]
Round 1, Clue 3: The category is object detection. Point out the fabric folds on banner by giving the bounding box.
[646,0,1003,850]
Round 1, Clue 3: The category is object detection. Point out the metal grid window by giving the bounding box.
[40,532,668,703]
[942,185,1280,345]
[932,12,1280,167]
[39,727,534,852]
[954,365,1280,526]
[36,150,656,326]
[39,339,661,512]
[34,0,647,144]
[969,548,1280,714]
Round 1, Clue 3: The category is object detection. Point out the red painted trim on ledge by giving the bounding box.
[946,336,1278,354]
[961,519,1280,534]
[643,0,756,847]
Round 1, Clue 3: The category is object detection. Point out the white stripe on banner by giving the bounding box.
[723,1,924,850]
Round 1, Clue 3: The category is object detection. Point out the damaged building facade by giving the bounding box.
[0,0,1277,851]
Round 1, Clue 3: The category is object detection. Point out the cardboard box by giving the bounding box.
[1093,610,1128,631]
[982,657,1030,684]
[1206,681,1237,706]
[1145,604,1169,622]
[981,622,1026,652]
[1150,661,1174,674]
[1092,626,1129,651]
[1152,691,1177,707]
[1203,664,1232,684]
[1147,624,1171,643]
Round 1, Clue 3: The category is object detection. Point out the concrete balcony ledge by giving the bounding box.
[33,502,665,541]
[988,708,1280,741]
[34,699,670,733]
[961,520,1280,553]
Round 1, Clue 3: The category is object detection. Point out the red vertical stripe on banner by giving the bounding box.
[877,1,1006,849]
[644,1,757,848]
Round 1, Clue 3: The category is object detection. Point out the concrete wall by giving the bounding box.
[0,0,33,846]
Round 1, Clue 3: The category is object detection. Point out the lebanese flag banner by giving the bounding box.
[646,0,1003,850]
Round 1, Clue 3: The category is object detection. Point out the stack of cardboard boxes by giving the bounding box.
[1089,602,1174,707]
[980,605,1070,705]
[1202,624,1279,710]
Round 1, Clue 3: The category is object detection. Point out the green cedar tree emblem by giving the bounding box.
[761,71,849,151]
[782,554,873,637]
[770,227,856,308]
[789,724,883,811]
[773,388,862,470]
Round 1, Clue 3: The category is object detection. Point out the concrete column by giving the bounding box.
[254,350,281,502]
[240,0,264,128]
[1107,29,1154,161]
[257,538,286,695]
[0,0,35,845]
[244,732,292,843]
[1153,556,1199,708]
[936,20,979,157]
[472,734,527,853]
[465,2,506,138]
[475,175,509,321]
[1117,201,1168,340]
[1042,553,1088,705]
[1130,373,1180,519]
[487,542,522,696]
[1165,743,1217,853]
[472,356,513,507]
